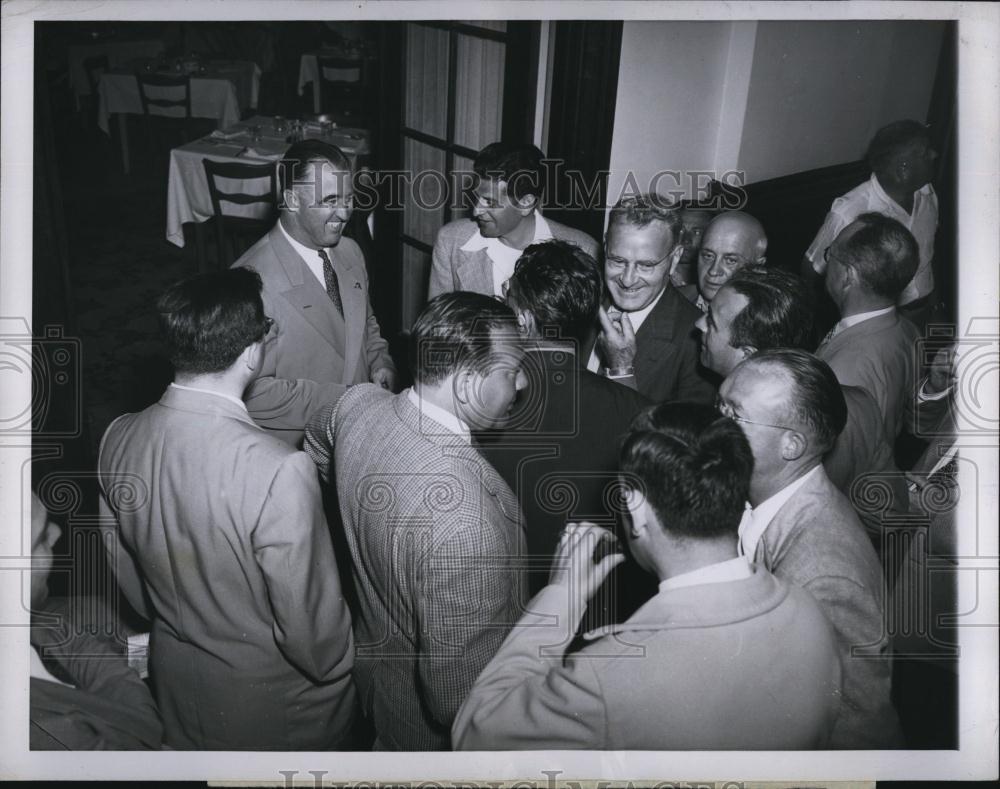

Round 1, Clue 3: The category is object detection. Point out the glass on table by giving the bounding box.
[248,124,262,143]
[273,116,287,134]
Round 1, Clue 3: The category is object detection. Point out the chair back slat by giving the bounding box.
[202,158,279,267]
[135,72,192,117]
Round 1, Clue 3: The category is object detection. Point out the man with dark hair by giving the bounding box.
[805,119,939,325]
[453,402,841,750]
[477,240,650,597]
[588,193,715,403]
[671,201,719,286]
[428,141,598,299]
[677,210,768,313]
[817,212,921,441]
[304,291,529,750]
[234,138,395,446]
[719,350,902,748]
[98,268,356,750]
[695,267,907,537]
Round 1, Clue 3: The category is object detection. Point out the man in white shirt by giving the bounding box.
[804,119,939,326]
[719,349,902,748]
[99,268,356,750]
[588,194,715,403]
[428,142,598,299]
[234,139,395,446]
[816,211,921,441]
[452,402,841,750]
[304,292,529,750]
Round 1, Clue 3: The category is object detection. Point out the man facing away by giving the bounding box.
[719,349,903,747]
[234,139,395,446]
[453,402,841,750]
[587,193,715,404]
[804,119,939,329]
[99,268,356,750]
[304,292,529,750]
[428,141,599,299]
[677,210,768,313]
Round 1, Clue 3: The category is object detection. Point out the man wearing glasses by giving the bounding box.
[718,348,902,749]
[98,268,357,750]
[587,194,715,403]
[677,210,768,313]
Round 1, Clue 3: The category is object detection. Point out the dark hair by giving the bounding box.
[749,349,848,454]
[607,193,683,239]
[157,267,267,375]
[278,139,352,196]
[839,211,919,300]
[408,292,520,386]
[725,267,814,351]
[473,142,546,203]
[506,240,602,345]
[866,119,931,173]
[620,402,754,539]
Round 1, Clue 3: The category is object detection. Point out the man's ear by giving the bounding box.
[780,429,807,462]
[739,345,758,362]
[283,187,299,212]
[452,367,473,405]
[756,254,767,267]
[515,192,539,215]
[668,244,684,278]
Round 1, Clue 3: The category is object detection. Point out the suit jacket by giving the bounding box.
[30,615,162,750]
[676,282,704,310]
[98,386,356,750]
[590,286,717,405]
[816,310,920,441]
[234,224,395,445]
[304,385,527,750]
[428,216,600,298]
[452,565,842,750]
[751,466,903,748]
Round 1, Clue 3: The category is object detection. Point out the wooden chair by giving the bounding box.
[315,54,366,124]
[202,158,278,269]
[134,72,193,164]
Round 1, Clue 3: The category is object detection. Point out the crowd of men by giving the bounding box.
[29,119,960,751]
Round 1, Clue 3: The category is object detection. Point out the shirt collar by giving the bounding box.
[278,216,328,267]
[869,173,933,215]
[459,211,552,253]
[739,464,822,558]
[695,293,709,313]
[169,382,248,412]
[833,305,896,335]
[658,555,752,593]
[406,387,471,443]
[616,285,667,333]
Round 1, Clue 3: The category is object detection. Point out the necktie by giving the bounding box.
[817,325,838,350]
[319,249,344,316]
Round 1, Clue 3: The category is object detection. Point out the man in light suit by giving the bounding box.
[234,139,395,446]
[720,349,903,748]
[428,142,598,299]
[304,292,528,750]
[99,268,356,750]
[453,403,841,750]
[587,193,715,404]
[816,211,921,442]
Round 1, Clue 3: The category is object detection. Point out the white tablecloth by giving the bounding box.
[97,62,261,135]
[166,116,371,247]
[297,52,363,114]
[68,39,165,101]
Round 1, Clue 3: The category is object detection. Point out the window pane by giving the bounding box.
[451,154,476,222]
[401,242,431,329]
[459,21,508,32]
[454,34,505,152]
[403,138,446,246]
[405,24,449,138]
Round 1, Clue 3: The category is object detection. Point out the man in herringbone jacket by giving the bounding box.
[305,292,529,750]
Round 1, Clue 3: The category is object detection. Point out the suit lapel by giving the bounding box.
[336,246,365,384]
[455,248,494,296]
[634,288,677,364]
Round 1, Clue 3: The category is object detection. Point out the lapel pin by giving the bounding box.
[354,282,362,289]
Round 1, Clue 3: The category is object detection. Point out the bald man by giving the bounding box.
[678,211,768,313]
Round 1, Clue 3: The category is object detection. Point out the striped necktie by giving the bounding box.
[319,249,344,316]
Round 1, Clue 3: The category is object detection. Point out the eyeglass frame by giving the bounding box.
[715,395,796,432]
[604,244,676,275]
[698,248,752,274]
[258,316,276,340]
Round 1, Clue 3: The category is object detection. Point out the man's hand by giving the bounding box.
[926,345,957,395]
[597,306,636,370]
[548,522,625,605]
[371,367,397,391]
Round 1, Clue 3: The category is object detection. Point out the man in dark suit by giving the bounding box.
[587,194,715,404]
[816,211,921,442]
[428,142,598,299]
[99,268,356,750]
[476,240,651,597]
[233,139,395,446]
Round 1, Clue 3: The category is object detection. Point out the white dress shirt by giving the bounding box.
[738,464,822,559]
[407,387,470,443]
[459,212,555,297]
[278,217,331,287]
[819,305,896,347]
[658,554,752,593]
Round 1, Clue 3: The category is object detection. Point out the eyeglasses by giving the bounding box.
[604,246,673,275]
[259,316,275,339]
[699,249,750,273]
[822,246,848,269]
[715,395,794,431]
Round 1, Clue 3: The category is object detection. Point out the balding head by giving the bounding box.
[697,211,768,302]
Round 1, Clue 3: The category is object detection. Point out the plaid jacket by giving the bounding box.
[306,385,527,750]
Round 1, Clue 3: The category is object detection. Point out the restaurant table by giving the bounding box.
[97,60,261,174]
[67,38,165,107]
[166,115,371,249]
[297,50,365,114]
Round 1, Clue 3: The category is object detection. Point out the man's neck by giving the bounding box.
[412,380,459,418]
[652,536,738,583]
[749,459,820,507]
[498,213,536,250]
[174,371,248,401]
[839,291,894,320]
[875,172,916,214]
[279,214,320,251]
